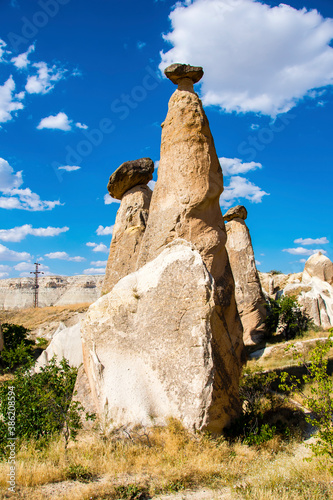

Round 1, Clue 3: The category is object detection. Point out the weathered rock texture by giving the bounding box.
[107,158,154,200]
[224,206,266,346]
[0,275,103,310]
[34,322,83,372]
[136,65,244,364]
[259,252,333,329]
[102,185,152,294]
[81,241,242,433]
[304,252,333,286]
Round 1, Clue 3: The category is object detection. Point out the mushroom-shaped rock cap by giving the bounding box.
[224,205,248,222]
[107,158,154,200]
[164,63,203,85]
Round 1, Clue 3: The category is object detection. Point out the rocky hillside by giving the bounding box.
[0,275,103,310]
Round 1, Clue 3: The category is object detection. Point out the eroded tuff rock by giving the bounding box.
[304,252,333,286]
[107,158,154,200]
[259,253,333,329]
[136,64,244,365]
[224,206,266,346]
[81,241,242,433]
[102,184,152,294]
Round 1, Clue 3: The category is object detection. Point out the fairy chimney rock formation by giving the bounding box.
[303,252,333,286]
[102,159,154,294]
[224,205,267,346]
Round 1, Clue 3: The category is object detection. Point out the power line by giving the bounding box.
[30,262,44,308]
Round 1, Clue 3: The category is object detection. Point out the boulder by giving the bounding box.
[224,207,267,346]
[304,252,333,286]
[224,205,248,222]
[102,184,152,294]
[81,241,242,433]
[107,158,154,200]
[136,64,244,364]
[164,63,204,85]
[34,322,83,372]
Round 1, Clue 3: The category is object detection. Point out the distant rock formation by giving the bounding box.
[0,275,103,310]
[82,241,241,433]
[224,205,267,346]
[103,159,154,294]
[259,252,333,329]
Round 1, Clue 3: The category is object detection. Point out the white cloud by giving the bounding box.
[255,260,261,266]
[148,180,156,190]
[86,242,109,253]
[220,175,269,209]
[294,237,329,245]
[0,224,69,242]
[0,76,24,124]
[83,268,106,275]
[250,124,260,131]
[58,165,81,172]
[299,259,307,264]
[11,44,35,69]
[0,39,7,62]
[0,158,23,192]
[0,188,62,211]
[90,260,107,267]
[0,272,9,278]
[44,252,85,262]
[96,225,114,236]
[0,243,31,261]
[14,261,49,273]
[75,122,88,129]
[219,157,262,176]
[0,264,11,272]
[283,247,327,256]
[160,0,333,116]
[0,158,61,211]
[104,193,120,205]
[25,61,65,94]
[137,41,147,50]
[37,112,72,131]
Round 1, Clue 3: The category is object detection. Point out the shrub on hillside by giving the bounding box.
[0,323,35,371]
[265,295,310,340]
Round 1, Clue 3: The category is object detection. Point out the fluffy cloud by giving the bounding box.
[25,62,65,94]
[37,112,72,131]
[86,242,109,253]
[11,44,35,69]
[44,252,85,262]
[0,224,69,242]
[148,180,156,191]
[104,193,120,205]
[220,175,269,209]
[0,76,24,124]
[83,268,106,275]
[0,158,23,192]
[0,39,7,61]
[0,243,31,261]
[0,158,61,211]
[294,237,329,245]
[14,261,49,273]
[160,0,333,116]
[96,225,114,236]
[90,260,107,267]
[75,122,88,129]
[58,165,81,172]
[283,247,327,256]
[219,157,262,176]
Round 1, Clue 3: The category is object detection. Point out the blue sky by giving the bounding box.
[0,0,332,279]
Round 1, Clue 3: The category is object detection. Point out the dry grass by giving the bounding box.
[0,304,91,333]
[0,420,332,500]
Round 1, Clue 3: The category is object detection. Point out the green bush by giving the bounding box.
[0,323,35,371]
[265,295,310,340]
[0,357,95,454]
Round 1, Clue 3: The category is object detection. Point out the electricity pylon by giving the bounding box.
[30,262,44,308]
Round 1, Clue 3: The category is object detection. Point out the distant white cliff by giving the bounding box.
[0,275,104,309]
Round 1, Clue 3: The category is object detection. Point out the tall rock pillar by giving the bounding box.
[137,63,244,367]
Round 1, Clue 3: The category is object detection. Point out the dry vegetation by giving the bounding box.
[0,420,332,500]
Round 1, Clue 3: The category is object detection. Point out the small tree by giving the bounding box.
[0,323,35,371]
[265,295,310,340]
